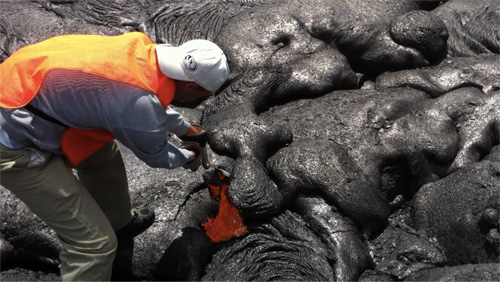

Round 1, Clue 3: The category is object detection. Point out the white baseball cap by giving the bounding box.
[156,39,229,92]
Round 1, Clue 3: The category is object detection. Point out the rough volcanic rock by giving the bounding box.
[432,0,500,56]
[202,210,335,281]
[412,157,500,264]
[1,0,499,281]
[405,263,500,281]
[376,54,500,96]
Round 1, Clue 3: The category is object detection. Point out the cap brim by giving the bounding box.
[155,45,194,82]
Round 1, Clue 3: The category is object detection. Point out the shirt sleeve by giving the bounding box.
[108,96,194,169]
[165,106,191,136]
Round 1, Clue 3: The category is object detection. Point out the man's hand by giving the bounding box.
[180,125,210,169]
[181,141,203,171]
[180,125,207,147]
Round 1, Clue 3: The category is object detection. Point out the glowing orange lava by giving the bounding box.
[202,171,248,243]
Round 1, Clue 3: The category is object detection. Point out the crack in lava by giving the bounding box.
[202,170,248,243]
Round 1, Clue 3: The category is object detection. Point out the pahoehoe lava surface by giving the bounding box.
[1,0,499,281]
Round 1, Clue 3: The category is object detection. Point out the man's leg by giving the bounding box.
[1,145,117,281]
[75,141,132,231]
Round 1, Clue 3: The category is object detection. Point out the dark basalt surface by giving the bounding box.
[1,0,499,281]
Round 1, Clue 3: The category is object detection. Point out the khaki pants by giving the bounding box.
[0,141,133,281]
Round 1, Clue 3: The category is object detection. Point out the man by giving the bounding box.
[0,32,229,281]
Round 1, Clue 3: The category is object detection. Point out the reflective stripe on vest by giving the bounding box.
[0,32,175,167]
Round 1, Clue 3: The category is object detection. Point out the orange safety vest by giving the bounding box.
[0,32,175,167]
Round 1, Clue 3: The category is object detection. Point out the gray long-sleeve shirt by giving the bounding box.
[0,69,193,168]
